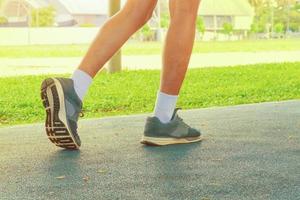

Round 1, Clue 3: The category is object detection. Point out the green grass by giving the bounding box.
[1,62,300,127]
[1,39,300,58]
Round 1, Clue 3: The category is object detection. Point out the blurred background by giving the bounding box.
[1,0,300,74]
[0,0,300,126]
[0,0,300,43]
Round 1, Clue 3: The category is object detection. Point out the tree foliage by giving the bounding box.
[160,13,169,29]
[274,22,284,33]
[196,16,205,34]
[31,6,55,27]
[140,23,154,41]
[222,22,233,35]
[0,15,7,25]
[249,0,300,33]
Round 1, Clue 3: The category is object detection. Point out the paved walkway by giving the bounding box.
[1,51,300,77]
[0,101,299,199]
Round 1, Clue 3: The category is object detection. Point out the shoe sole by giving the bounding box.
[140,136,203,146]
[40,78,80,150]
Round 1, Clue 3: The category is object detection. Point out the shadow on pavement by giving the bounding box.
[45,150,82,178]
[141,142,203,196]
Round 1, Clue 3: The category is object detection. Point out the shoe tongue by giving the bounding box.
[171,108,181,120]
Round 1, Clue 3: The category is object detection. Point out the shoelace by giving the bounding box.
[79,111,84,117]
[73,111,84,131]
[172,107,183,120]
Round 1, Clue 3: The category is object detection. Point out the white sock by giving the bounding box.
[154,91,178,123]
[71,69,93,101]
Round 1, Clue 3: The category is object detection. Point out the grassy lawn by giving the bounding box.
[0,62,300,127]
[0,39,300,58]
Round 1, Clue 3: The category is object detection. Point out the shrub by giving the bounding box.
[196,16,205,35]
[274,23,284,34]
[140,24,154,41]
[79,23,96,27]
[0,16,8,25]
[31,6,55,27]
[160,13,169,28]
[222,22,233,35]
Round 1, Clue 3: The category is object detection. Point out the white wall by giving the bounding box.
[234,16,253,30]
[0,27,99,45]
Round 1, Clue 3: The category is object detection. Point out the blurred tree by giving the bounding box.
[250,0,270,33]
[248,0,263,8]
[160,13,169,29]
[295,2,300,10]
[250,22,259,33]
[196,16,205,36]
[222,22,233,39]
[31,6,55,27]
[277,0,296,7]
[140,24,154,41]
[274,22,284,33]
[250,0,300,35]
[288,8,300,31]
[0,15,7,25]
[108,0,121,73]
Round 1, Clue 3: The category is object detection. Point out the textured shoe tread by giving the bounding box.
[40,78,79,150]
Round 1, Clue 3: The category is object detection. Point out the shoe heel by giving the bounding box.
[40,78,79,150]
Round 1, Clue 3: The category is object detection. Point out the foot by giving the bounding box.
[141,108,203,146]
[40,78,82,149]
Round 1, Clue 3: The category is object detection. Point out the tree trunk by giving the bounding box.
[108,0,122,73]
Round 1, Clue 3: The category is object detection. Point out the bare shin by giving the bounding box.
[160,0,201,95]
[78,0,158,77]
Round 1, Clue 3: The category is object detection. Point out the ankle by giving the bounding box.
[154,91,178,123]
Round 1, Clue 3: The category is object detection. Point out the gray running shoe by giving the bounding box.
[141,108,202,146]
[40,78,82,149]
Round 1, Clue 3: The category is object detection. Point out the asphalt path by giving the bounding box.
[0,101,299,200]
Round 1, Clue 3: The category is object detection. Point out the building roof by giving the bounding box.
[57,0,127,15]
[57,0,107,15]
[199,0,254,16]
[25,0,49,9]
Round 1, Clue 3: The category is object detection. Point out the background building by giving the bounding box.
[1,0,254,29]
[0,0,112,27]
[56,0,108,26]
[199,0,255,32]
[0,0,47,26]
